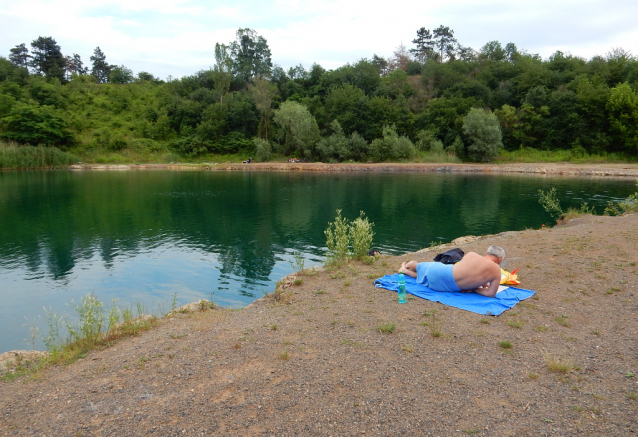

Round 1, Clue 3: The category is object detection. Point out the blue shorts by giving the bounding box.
[416,262,461,292]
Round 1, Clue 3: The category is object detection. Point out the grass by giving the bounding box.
[401,344,414,353]
[377,322,396,334]
[554,315,571,327]
[278,348,290,360]
[507,320,525,329]
[0,292,218,381]
[498,340,513,349]
[542,350,577,373]
[0,142,79,169]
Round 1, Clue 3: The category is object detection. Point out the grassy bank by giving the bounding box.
[0,142,78,169]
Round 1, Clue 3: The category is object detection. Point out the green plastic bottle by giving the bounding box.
[398,273,407,304]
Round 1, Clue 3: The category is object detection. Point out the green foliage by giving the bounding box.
[537,188,564,220]
[0,142,78,169]
[604,181,638,215]
[109,65,134,84]
[1,30,638,163]
[607,82,638,153]
[324,210,374,265]
[253,137,272,162]
[1,104,74,146]
[273,100,320,157]
[369,125,416,162]
[462,108,503,162]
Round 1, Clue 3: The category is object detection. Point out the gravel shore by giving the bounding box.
[1,212,637,436]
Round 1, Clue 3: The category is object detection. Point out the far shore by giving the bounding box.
[68,161,638,178]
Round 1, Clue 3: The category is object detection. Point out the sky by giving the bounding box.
[1,0,637,80]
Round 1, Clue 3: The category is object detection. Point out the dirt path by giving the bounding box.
[1,213,637,436]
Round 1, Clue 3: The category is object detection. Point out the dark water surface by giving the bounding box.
[0,170,635,352]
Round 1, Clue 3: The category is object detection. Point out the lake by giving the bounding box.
[0,170,635,353]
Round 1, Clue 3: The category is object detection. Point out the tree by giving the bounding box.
[371,54,389,76]
[433,25,458,63]
[9,43,30,69]
[90,47,112,83]
[481,41,506,62]
[388,43,410,72]
[30,37,65,80]
[607,82,638,153]
[410,27,435,63]
[65,53,88,79]
[273,101,320,157]
[109,65,134,84]
[462,108,503,162]
[228,28,273,82]
[1,103,73,146]
[247,77,278,139]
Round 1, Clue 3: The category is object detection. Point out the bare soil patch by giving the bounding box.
[1,213,637,436]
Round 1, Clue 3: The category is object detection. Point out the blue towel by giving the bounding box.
[375,273,535,316]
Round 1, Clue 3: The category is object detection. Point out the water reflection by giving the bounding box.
[0,170,634,352]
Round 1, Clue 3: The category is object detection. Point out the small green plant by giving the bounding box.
[628,392,637,400]
[170,293,178,312]
[604,182,638,215]
[554,316,571,327]
[542,350,576,373]
[538,187,564,221]
[507,320,525,329]
[626,372,635,378]
[279,348,290,360]
[463,427,481,435]
[377,322,396,333]
[315,290,325,294]
[270,323,278,331]
[479,318,490,325]
[325,209,375,265]
[344,279,351,286]
[499,340,513,349]
[289,250,305,274]
[293,278,303,285]
[401,344,414,353]
[528,373,539,380]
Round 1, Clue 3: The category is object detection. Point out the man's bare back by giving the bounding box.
[398,246,504,297]
[451,252,502,297]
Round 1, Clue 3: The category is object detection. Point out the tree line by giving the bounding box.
[1,27,637,162]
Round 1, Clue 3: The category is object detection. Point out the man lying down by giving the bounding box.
[398,245,505,298]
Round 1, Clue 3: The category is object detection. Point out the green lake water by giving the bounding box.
[0,170,635,353]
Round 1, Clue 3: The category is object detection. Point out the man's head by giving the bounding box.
[486,245,505,264]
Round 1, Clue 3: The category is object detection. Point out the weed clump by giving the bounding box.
[325,209,374,265]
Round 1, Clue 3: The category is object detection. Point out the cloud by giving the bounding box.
[1,0,636,79]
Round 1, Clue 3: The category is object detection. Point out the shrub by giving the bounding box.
[253,137,272,162]
[369,125,416,162]
[325,210,375,264]
[462,108,503,162]
[537,187,564,220]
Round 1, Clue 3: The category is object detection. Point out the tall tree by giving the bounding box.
[90,47,112,83]
[9,43,30,69]
[432,25,458,63]
[410,27,435,63]
[247,77,278,139]
[228,28,273,82]
[213,43,232,103]
[30,37,65,80]
[65,53,88,79]
[388,43,410,72]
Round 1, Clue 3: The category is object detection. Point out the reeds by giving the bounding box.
[0,142,78,169]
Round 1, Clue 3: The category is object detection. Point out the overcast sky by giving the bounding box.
[2,0,637,80]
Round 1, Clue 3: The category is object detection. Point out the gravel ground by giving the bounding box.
[1,213,637,436]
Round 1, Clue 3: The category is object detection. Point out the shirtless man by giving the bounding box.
[398,245,505,297]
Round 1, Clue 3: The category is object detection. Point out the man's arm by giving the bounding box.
[472,278,500,298]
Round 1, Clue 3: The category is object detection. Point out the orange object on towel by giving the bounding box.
[500,268,521,285]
